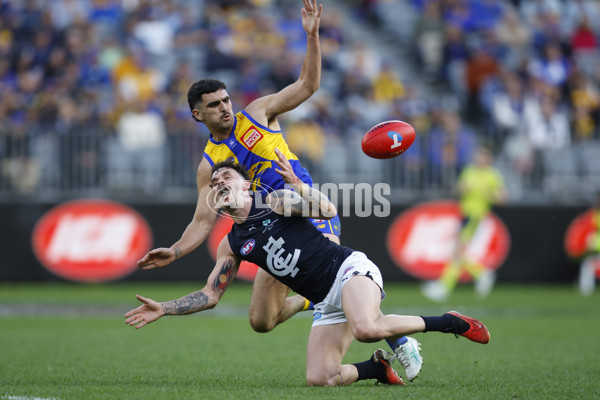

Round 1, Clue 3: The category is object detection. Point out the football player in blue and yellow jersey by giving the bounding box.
[136,0,422,381]
[137,0,330,332]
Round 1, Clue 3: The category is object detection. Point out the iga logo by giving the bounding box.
[32,199,152,282]
[564,209,600,278]
[241,239,256,255]
[386,200,510,281]
[242,128,263,149]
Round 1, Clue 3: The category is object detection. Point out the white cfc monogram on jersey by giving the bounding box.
[263,236,300,277]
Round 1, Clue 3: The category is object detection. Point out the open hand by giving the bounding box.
[301,0,322,37]
[124,294,164,329]
[273,148,302,185]
[137,248,176,270]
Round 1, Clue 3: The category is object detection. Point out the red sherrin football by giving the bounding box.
[361,120,416,159]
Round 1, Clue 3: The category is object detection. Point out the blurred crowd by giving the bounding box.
[361,0,600,198]
[1,0,600,201]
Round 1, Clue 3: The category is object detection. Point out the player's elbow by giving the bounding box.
[299,78,319,96]
[203,292,220,310]
[306,80,319,93]
[320,203,337,220]
[205,300,218,310]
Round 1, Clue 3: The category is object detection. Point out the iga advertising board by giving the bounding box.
[386,200,510,281]
[564,208,600,277]
[32,199,152,282]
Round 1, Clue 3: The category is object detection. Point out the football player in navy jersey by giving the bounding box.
[135,0,423,381]
[125,151,490,386]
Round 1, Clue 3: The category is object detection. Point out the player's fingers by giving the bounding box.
[273,160,283,171]
[272,157,284,169]
[317,3,322,17]
[135,320,147,329]
[274,149,292,168]
[136,255,149,265]
[141,263,156,270]
[274,167,291,179]
[136,294,151,304]
[124,311,144,323]
[124,309,138,319]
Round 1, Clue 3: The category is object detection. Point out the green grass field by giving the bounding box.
[1,282,599,400]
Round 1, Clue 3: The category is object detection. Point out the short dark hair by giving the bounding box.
[211,159,249,182]
[187,79,227,121]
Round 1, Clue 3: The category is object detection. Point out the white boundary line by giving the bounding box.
[2,395,58,400]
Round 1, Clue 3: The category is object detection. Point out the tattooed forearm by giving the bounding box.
[290,186,330,217]
[162,291,209,315]
[302,185,336,218]
[211,259,235,295]
[271,187,335,217]
[289,191,308,212]
[173,246,182,259]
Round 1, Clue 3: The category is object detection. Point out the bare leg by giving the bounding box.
[306,322,357,386]
[343,276,426,342]
[579,255,597,296]
[248,232,339,332]
[249,268,304,332]
[323,233,340,245]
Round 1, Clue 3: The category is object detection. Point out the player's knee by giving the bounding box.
[306,372,339,387]
[248,314,275,333]
[350,323,380,343]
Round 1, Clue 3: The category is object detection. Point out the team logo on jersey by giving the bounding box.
[263,236,300,277]
[241,128,263,149]
[241,239,256,255]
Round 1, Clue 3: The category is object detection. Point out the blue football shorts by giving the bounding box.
[310,214,341,237]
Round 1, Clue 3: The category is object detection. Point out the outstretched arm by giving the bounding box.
[137,159,217,270]
[125,237,240,329]
[244,0,322,124]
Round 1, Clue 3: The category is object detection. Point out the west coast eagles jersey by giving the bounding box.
[203,111,312,193]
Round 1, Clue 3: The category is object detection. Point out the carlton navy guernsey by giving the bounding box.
[227,198,353,303]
